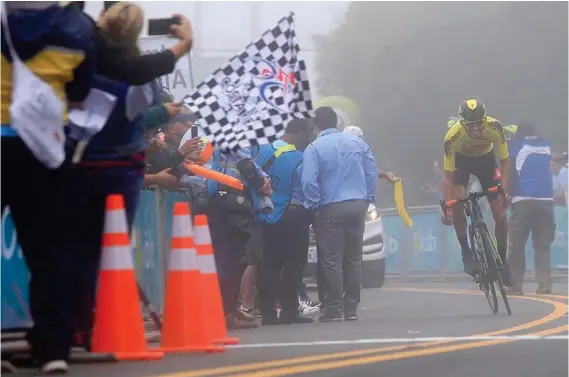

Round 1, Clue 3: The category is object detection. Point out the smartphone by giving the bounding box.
[148,17,181,36]
[103,1,119,11]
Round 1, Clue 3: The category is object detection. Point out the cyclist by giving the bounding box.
[442,99,513,286]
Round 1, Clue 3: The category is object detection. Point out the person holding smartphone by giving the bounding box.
[72,1,193,85]
[49,3,195,365]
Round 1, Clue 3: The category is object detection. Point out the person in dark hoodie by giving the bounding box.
[56,2,195,363]
[1,2,96,373]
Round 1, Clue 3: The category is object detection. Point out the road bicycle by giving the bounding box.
[441,185,512,315]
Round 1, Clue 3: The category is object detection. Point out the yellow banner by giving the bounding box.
[394,179,413,227]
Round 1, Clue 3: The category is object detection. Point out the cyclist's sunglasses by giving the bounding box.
[460,118,486,128]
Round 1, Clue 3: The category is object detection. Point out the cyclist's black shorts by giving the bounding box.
[453,151,501,195]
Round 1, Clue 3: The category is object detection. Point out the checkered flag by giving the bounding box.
[183,12,313,152]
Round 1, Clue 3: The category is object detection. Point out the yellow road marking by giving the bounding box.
[226,325,568,377]
[154,288,567,377]
[386,286,568,301]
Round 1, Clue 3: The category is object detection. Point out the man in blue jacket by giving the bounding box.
[507,122,556,295]
[302,107,378,322]
[256,118,314,325]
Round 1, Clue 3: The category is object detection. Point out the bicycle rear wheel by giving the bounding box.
[480,224,512,315]
[470,225,498,314]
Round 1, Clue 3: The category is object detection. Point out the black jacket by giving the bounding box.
[80,10,177,85]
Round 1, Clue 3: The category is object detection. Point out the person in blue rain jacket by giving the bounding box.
[255,118,316,325]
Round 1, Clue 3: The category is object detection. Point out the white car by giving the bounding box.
[304,203,387,289]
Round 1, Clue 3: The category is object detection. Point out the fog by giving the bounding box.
[314,1,568,206]
[86,1,567,207]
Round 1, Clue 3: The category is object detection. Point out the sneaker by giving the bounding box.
[239,305,261,318]
[235,306,257,322]
[226,314,258,330]
[344,312,358,321]
[462,252,477,276]
[536,286,552,295]
[42,360,68,374]
[300,298,321,308]
[298,300,320,316]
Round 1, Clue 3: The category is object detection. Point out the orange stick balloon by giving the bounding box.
[185,163,244,191]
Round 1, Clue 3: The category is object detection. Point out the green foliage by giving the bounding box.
[315,2,568,205]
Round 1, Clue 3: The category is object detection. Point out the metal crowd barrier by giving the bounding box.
[379,205,568,277]
[2,190,568,331]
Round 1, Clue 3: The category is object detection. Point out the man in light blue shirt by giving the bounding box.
[301,107,378,322]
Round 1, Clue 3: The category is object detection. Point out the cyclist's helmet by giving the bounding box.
[458,99,487,124]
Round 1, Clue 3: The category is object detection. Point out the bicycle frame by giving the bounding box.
[440,185,504,278]
[440,185,512,315]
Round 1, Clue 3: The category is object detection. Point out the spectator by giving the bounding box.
[302,107,378,322]
[206,146,272,329]
[1,2,96,373]
[506,122,556,295]
[71,1,192,85]
[552,153,568,206]
[257,119,315,325]
[143,134,180,190]
[52,3,194,365]
[343,125,399,183]
[145,111,201,182]
[141,101,183,132]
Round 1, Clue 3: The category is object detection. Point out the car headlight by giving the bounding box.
[365,208,378,222]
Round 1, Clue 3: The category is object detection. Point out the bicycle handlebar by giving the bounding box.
[440,184,504,211]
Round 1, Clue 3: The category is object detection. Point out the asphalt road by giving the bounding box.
[6,281,568,377]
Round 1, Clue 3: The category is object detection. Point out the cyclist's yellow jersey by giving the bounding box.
[443,116,509,171]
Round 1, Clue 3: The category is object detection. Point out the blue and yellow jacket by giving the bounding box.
[1,3,96,133]
[256,141,304,224]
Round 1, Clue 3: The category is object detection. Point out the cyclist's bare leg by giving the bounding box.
[489,198,508,261]
[451,185,476,275]
[451,185,467,236]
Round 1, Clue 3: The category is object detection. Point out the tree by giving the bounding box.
[315,2,568,206]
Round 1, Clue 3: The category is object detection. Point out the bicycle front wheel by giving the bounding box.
[482,281,498,314]
[480,224,512,315]
[472,226,499,315]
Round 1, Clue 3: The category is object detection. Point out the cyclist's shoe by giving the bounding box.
[536,285,552,295]
[500,262,515,287]
[462,252,477,276]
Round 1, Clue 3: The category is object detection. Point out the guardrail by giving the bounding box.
[2,191,567,331]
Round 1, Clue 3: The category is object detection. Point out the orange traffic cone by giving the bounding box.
[194,215,240,345]
[91,194,163,360]
[159,202,224,353]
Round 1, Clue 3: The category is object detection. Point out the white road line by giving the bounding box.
[228,335,569,349]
